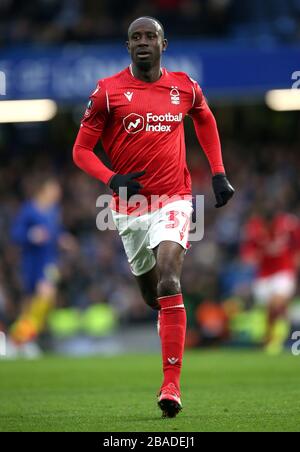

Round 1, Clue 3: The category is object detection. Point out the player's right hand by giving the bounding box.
[109,171,146,199]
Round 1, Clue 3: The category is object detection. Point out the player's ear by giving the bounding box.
[126,41,130,53]
[162,39,168,52]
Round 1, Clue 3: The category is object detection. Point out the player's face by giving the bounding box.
[42,181,62,204]
[127,21,167,70]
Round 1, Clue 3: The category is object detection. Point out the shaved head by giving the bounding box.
[128,16,165,39]
[126,16,167,79]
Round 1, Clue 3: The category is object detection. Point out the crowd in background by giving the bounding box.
[1,0,300,45]
[0,107,299,334]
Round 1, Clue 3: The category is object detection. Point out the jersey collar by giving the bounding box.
[128,65,165,84]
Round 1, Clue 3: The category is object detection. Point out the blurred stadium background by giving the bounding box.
[0,0,300,357]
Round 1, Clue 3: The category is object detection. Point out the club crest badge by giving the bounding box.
[170,86,180,105]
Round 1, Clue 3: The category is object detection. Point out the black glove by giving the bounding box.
[109,171,146,199]
[212,174,235,208]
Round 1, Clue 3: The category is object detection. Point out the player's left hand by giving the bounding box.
[212,174,235,208]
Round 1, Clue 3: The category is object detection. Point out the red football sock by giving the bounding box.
[158,293,186,392]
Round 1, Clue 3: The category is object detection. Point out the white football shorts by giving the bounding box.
[253,271,297,304]
[111,200,193,276]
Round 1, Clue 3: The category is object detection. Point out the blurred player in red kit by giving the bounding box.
[73,17,234,417]
[242,205,300,354]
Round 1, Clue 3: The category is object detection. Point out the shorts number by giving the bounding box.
[166,210,180,229]
[166,210,190,240]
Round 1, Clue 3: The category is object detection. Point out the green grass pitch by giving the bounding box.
[0,350,300,432]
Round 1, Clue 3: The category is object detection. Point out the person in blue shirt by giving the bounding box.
[10,175,72,345]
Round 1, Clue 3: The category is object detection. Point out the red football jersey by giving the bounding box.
[241,213,300,277]
[74,66,224,214]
